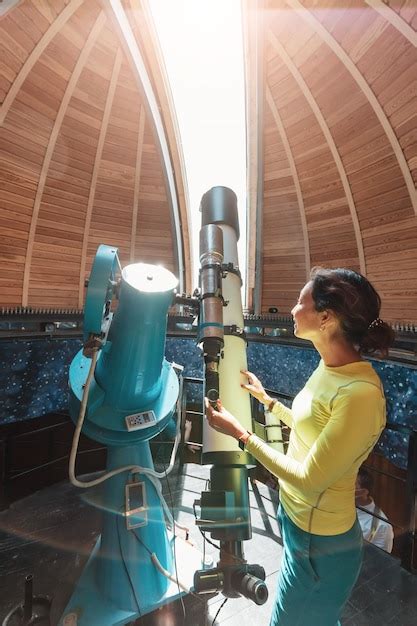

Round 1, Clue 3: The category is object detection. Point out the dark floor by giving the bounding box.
[1,461,416,625]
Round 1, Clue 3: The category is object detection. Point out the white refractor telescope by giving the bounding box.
[193,187,268,605]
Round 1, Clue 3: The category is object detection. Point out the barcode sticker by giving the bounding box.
[125,410,156,431]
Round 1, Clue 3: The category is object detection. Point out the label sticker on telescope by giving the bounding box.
[125,410,157,431]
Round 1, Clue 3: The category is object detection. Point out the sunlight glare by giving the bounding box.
[149,0,247,293]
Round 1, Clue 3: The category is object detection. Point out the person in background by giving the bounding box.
[205,267,395,626]
[355,466,394,553]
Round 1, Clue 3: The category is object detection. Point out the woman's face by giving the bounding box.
[291,282,323,340]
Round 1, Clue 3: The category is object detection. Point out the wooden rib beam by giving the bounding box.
[0,0,85,125]
[266,87,311,280]
[77,47,122,308]
[268,30,366,275]
[130,103,146,263]
[286,0,417,217]
[22,11,106,307]
[365,0,417,47]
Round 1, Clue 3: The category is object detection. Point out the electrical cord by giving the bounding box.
[116,509,142,617]
[68,350,189,535]
[69,349,182,486]
[69,354,201,607]
[130,527,207,604]
[193,501,221,551]
[163,461,186,624]
[130,529,191,593]
[192,492,246,565]
[212,597,228,625]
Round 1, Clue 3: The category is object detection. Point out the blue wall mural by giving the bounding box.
[1,336,416,469]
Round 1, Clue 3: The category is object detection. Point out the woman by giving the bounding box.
[205,267,394,626]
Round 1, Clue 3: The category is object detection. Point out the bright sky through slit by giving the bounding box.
[148,0,247,293]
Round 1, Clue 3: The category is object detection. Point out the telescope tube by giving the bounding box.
[194,187,268,604]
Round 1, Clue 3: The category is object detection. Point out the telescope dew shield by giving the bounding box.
[200,186,240,240]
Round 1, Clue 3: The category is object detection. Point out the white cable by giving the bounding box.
[151,553,190,593]
[68,348,188,532]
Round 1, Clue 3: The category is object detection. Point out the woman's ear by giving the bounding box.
[319,309,338,332]
[323,309,339,325]
[320,310,330,326]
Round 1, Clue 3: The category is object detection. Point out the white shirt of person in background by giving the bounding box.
[355,468,394,553]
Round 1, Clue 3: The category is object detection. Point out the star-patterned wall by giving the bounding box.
[0,336,416,470]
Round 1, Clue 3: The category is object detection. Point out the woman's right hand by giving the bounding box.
[240,370,272,406]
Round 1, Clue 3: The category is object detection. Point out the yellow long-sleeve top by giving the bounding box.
[246,360,386,535]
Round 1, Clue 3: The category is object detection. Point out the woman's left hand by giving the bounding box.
[204,398,245,440]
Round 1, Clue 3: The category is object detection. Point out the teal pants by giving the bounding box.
[270,505,363,626]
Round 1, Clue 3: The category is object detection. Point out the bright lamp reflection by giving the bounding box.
[123,263,178,293]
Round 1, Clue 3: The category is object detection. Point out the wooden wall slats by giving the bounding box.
[77,45,122,306]
[1,0,416,319]
[366,0,417,46]
[396,0,417,23]
[25,9,107,304]
[261,102,308,312]
[0,25,31,65]
[0,0,185,309]
[285,0,417,229]
[0,0,83,122]
[130,104,145,262]
[266,50,361,277]
[18,2,51,32]
[84,56,140,279]
[254,0,417,321]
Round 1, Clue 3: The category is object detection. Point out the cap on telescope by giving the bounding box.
[200,186,240,240]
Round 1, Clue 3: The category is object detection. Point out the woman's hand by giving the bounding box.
[240,370,272,406]
[204,398,245,440]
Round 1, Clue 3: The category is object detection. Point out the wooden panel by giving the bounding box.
[85,57,141,280]
[258,0,417,322]
[0,0,81,121]
[365,0,417,46]
[24,4,106,307]
[261,100,307,314]
[304,0,417,322]
[266,35,361,274]
[0,0,186,308]
[77,44,122,306]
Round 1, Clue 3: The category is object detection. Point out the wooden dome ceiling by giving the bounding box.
[245,0,417,323]
[0,0,191,309]
[1,0,416,326]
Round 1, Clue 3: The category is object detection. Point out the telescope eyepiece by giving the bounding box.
[206,388,219,405]
[234,572,268,605]
[231,566,268,606]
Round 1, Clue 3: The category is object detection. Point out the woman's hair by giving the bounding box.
[310,267,395,356]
